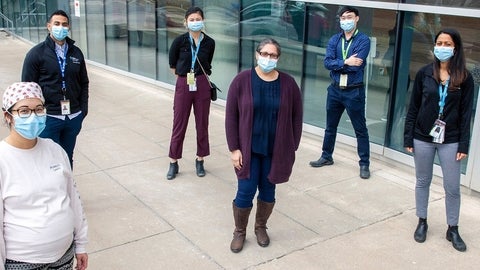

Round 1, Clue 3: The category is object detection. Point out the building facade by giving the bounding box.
[1,0,479,190]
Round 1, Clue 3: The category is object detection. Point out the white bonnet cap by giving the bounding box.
[2,82,45,111]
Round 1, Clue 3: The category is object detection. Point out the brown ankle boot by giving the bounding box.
[230,202,252,253]
[254,199,275,247]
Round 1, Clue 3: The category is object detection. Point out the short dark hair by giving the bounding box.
[338,6,359,17]
[185,6,204,19]
[48,10,70,24]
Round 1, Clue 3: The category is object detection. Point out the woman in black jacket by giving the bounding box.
[166,6,215,180]
[404,28,474,252]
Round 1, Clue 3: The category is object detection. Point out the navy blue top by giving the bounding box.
[324,31,371,86]
[251,68,281,156]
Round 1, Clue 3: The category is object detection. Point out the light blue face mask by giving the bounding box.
[51,25,69,41]
[257,56,278,73]
[340,19,355,32]
[434,46,454,62]
[13,114,46,140]
[187,21,204,32]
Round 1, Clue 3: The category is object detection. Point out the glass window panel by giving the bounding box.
[128,0,156,78]
[105,0,128,71]
[156,0,190,84]
[86,0,106,64]
[203,1,240,101]
[389,12,480,173]
[404,0,480,8]
[303,4,395,146]
[238,0,304,84]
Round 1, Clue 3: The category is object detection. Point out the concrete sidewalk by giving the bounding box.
[1,33,479,270]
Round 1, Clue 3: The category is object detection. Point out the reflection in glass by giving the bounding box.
[86,1,106,64]
[128,0,156,78]
[303,5,394,146]
[105,0,128,71]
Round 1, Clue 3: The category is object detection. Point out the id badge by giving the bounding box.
[60,99,71,115]
[189,84,197,92]
[339,74,348,88]
[187,72,195,85]
[429,119,446,143]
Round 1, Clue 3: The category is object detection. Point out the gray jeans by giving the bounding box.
[413,139,461,225]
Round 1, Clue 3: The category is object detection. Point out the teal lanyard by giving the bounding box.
[189,33,203,72]
[341,29,358,60]
[438,79,449,118]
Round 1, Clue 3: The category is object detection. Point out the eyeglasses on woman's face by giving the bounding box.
[257,50,279,59]
[10,105,46,118]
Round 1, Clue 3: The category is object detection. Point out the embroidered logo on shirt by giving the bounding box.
[70,56,81,64]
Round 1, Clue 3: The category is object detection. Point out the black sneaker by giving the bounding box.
[360,166,370,179]
[309,157,334,167]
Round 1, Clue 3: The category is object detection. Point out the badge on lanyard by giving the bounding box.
[339,74,348,87]
[61,99,71,115]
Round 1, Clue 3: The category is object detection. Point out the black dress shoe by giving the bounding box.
[196,159,206,177]
[166,162,179,180]
[309,157,334,167]
[414,218,428,243]
[446,225,467,252]
[359,165,370,179]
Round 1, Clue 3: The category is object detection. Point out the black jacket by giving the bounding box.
[169,32,215,77]
[404,63,474,153]
[22,35,89,116]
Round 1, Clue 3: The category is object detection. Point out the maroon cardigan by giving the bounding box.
[225,68,303,184]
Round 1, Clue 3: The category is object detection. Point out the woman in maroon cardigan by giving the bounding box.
[225,38,303,253]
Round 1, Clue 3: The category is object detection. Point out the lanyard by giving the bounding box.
[341,29,358,60]
[55,44,68,98]
[438,79,449,118]
[189,33,203,71]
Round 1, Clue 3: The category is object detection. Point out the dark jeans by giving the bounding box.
[40,114,84,168]
[321,84,370,166]
[234,153,276,208]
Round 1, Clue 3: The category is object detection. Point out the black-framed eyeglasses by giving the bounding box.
[10,105,46,118]
[257,50,279,59]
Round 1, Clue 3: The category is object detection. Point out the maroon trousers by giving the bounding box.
[169,74,211,159]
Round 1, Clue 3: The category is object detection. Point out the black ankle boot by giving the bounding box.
[446,225,467,252]
[196,159,205,177]
[414,218,428,243]
[166,162,179,180]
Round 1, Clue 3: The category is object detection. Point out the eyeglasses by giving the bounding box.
[257,51,279,59]
[10,105,46,118]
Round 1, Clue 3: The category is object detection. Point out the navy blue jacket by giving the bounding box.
[404,63,474,153]
[324,30,370,86]
[22,35,89,116]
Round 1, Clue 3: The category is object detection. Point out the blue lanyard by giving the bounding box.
[189,34,203,71]
[438,79,449,117]
[55,44,68,98]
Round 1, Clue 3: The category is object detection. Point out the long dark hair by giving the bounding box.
[433,28,467,88]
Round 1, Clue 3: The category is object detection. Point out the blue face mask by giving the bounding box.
[51,25,69,41]
[434,46,454,62]
[13,114,46,140]
[340,19,355,32]
[187,21,204,32]
[257,56,278,73]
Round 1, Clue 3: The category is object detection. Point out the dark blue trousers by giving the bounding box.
[234,153,276,208]
[40,114,84,168]
[321,84,370,166]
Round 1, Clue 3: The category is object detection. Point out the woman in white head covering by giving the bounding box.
[1,82,88,270]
